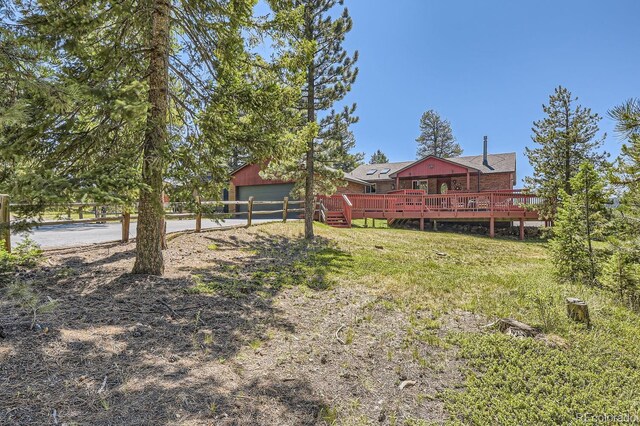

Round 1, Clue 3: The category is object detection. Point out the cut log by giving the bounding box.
[566,298,590,326]
[487,318,539,337]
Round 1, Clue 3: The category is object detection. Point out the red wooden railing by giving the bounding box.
[341,194,352,227]
[318,190,542,220]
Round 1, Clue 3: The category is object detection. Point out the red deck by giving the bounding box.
[318,190,542,239]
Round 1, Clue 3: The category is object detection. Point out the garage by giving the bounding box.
[236,183,298,219]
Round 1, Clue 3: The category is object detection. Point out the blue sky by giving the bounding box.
[337,0,640,183]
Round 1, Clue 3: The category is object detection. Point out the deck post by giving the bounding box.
[372,218,376,228]
[489,217,495,238]
[1,194,10,253]
[519,218,525,241]
[433,220,438,231]
[364,217,368,227]
[420,218,424,231]
[466,171,470,191]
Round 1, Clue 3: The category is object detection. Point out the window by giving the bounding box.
[366,169,377,175]
[412,180,429,192]
[366,183,376,193]
[379,168,390,174]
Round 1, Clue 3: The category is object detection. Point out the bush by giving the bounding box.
[0,237,42,275]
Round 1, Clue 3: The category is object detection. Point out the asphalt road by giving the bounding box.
[11,218,279,249]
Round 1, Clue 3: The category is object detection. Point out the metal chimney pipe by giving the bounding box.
[483,136,488,166]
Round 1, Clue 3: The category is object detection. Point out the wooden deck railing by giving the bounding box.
[319,190,542,219]
[341,194,353,227]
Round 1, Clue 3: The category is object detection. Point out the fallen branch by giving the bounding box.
[335,324,346,345]
[97,375,108,394]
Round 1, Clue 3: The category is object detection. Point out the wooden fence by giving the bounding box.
[0,196,304,252]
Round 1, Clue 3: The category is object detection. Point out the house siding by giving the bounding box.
[395,157,470,178]
[479,172,514,191]
[335,181,368,194]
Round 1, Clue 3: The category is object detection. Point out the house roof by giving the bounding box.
[351,153,516,181]
[446,152,516,174]
[344,172,372,186]
[349,161,415,181]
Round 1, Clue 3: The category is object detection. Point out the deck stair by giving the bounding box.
[325,211,350,228]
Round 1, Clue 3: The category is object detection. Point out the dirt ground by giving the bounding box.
[0,225,483,425]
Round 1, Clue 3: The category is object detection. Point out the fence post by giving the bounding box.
[1,195,10,253]
[195,213,202,233]
[78,206,84,219]
[121,211,131,243]
[247,196,254,227]
[282,197,289,223]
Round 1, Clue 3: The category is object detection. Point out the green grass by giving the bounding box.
[258,223,640,425]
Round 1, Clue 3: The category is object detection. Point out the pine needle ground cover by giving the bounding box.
[1,222,639,424]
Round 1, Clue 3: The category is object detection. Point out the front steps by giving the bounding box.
[325,211,350,228]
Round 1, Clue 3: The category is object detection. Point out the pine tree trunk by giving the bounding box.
[132,0,170,275]
[303,7,315,240]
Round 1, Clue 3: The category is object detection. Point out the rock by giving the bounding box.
[375,245,384,250]
[399,380,416,390]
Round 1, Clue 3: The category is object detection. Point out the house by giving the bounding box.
[228,162,371,218]
[350,143,516,194]
[229,142,517,218]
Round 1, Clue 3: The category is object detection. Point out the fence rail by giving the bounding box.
[1,196,305,252]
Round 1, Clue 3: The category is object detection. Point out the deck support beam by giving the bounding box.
[420,218,424,231]
[519,218,525,241]
[433,220,438,231]
[489,217,495,238]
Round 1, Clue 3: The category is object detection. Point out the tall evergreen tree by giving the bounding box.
[370,149,389,164]
[415,110,461,159]
[604,99,640,308]
[265,0,359,240]
[1,1,307,275]
[551,162,610,285]
[525,86,608,220]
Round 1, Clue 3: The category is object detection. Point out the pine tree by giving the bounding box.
[550,162,610,285]
[370,149,389,164]
[2,1,307,275]
[265,0,359,240]
[604,99,640,308]
[415,110,461,159]
[525,86,608,220]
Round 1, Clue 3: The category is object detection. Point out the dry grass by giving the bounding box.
[2,222,639,425]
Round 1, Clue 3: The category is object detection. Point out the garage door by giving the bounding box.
[237,183,298,219]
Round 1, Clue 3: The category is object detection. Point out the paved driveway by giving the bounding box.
[11,218,281,249]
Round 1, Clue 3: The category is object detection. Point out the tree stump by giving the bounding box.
[566,298,590,326]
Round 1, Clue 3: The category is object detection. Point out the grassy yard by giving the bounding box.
[3,221,639,425]
[273,222,640,424]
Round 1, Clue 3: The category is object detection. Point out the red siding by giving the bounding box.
[232,163,293,186]
[395,157,471,178]
[479,172,514,191]
[334,181,367,194]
